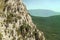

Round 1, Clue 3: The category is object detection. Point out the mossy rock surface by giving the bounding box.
[0,0,4,10]
[0,33,3,40]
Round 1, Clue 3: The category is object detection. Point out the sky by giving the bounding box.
[23,0,60,12]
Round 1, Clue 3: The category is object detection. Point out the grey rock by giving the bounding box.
[0,0,45,40]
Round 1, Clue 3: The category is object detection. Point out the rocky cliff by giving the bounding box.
[0,0,45,40]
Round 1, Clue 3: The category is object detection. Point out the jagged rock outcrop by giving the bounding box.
[0,0,45,40]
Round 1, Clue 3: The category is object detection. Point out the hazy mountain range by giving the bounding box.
[29,9,60,17]
[29,9,60,40]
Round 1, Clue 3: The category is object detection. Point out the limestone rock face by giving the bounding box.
[0,0,45,40]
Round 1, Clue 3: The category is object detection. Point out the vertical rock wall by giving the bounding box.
[0,0,45,40]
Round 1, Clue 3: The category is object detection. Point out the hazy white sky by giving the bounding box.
[23,0,60,12]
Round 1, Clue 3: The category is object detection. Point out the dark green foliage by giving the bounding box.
[20,22,31,37]
[6,13,14,23]
[32,15,60,40]
[17,37,20,40]
[34,31,40,40]
[6,13,17,23]
[4,0,8,3]
[0,33,3,40]
[12,37,16,40]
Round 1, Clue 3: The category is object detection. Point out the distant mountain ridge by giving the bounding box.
[29,9,60,17]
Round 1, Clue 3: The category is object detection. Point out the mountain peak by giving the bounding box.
[0,0,45,40]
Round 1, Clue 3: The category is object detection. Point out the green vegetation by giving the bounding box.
[31,15,60,40]
[20,22,31,37]
[0,33,3,40]
[6,13,14,23]
[0,0,5,10]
